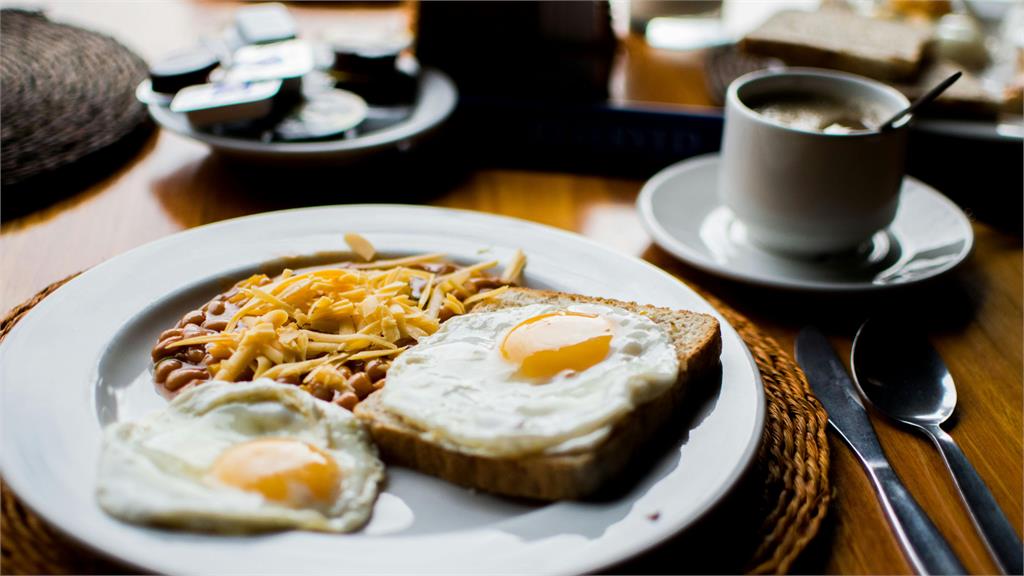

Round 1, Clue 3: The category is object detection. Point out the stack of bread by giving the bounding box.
[740,6,1022,118]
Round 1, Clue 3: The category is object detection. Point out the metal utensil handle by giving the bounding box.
[928,425,1023,575]
[869,465,967,575]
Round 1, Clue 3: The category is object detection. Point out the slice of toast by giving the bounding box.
[740,9,932,81]
[894,59,1005,118]
[354,288,722,501]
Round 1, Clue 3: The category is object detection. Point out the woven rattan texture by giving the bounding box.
[0,274,831,575]
[0,10,150,189]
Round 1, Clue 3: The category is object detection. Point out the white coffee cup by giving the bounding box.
[719,68,911,256]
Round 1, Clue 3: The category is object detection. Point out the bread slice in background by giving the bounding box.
[895,59,1004,118]
[741,9,932,81]
[354,288,722,501]
[739,10,1009,117]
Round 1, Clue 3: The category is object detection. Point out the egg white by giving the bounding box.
[96,379,384,533]
[378,303,679,458]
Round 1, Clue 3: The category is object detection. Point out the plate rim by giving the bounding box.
[1,204,765,574]
[636,153,975,293]
[147,69,457,157]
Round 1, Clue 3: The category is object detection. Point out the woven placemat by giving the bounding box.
[0,274,830,575]
[0,10,152,208]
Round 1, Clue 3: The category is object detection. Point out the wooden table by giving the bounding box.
[2,2,1020,574]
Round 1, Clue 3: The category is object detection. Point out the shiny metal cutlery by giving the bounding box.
[796,327,965,575]
[852,319,1023,575]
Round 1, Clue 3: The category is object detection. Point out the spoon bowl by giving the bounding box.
[851,319,957,427]
[852,318,1023,574]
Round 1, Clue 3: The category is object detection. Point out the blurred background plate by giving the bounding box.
[147,68,456,165]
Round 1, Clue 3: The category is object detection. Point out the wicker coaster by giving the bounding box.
[0,275,830,575]
[0,10,152,209]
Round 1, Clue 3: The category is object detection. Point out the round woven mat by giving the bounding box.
[0,275,831,575]
[0,10,151,196]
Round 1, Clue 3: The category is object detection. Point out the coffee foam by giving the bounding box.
[748,92,887,134]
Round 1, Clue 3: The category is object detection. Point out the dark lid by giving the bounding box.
[149,47,220,94]
[330,34,411,77]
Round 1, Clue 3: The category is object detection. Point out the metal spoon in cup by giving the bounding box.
[851,319,1023,574]
[878,71,962,131]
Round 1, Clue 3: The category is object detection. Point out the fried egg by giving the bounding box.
[378,303,679,458]
[97,379,383,533]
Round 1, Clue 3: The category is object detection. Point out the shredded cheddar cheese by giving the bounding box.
[191,237,523,396]
[344,232,376,261]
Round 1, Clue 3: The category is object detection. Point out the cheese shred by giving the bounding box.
[186,239,526,393]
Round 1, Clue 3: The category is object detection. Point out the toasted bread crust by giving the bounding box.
[354,288,722,500]
[740,9,931,81]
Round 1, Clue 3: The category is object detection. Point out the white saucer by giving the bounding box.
[637,154,974,292]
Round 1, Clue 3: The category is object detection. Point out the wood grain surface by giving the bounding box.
[1,2,1021,574]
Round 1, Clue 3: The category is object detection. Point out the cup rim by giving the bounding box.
[726,67,912,138]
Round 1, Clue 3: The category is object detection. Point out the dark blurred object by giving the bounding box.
[906,129,1023,234]
[149,47,220,95]
[235,3,296,45]
[331,34,409,78]
[334,71,418,106]
[416,0,720,177]
[1,9,152,219]
[417,1,616,101]
[329,32,418,106]
[452,98,723,178]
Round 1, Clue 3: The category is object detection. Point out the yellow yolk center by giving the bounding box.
[209,438,341,508]
[500,311,613,379]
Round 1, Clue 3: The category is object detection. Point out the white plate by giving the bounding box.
[146,69,457,164]
[637,155,974,292]
[0,205,764,575]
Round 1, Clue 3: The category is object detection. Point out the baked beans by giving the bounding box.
[151,256,513,410]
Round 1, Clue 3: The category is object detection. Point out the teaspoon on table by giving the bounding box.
[851,319,1023,575]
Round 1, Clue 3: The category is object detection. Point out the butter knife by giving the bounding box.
[796,327,965,575]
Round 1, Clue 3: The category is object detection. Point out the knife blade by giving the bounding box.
[796,327,965,576]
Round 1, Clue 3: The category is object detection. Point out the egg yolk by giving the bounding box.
[209,438,341,509]
[500,311,613,379]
